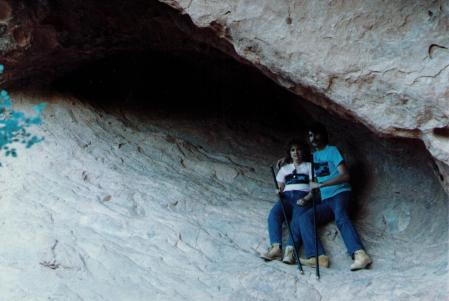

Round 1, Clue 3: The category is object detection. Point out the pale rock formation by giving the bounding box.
[0,0,447,191]
[0,93,445,300]
[0,1,447,299]
[160,0,449,193]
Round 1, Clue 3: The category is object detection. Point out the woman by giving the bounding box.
[260,139,313,264]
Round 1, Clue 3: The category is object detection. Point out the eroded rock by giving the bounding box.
[0,0,447,194]
[0,92,445,300]
[159,0,449,193]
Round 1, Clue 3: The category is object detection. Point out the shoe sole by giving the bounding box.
[260,255,282,261]
[282,261,296,265]
[350,260,372,271]
[299,259,330,268]
[299,263,329,268]
[282,259,296,265]
[302,263,329,268]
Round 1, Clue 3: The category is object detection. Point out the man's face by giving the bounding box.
[308,131,323,148]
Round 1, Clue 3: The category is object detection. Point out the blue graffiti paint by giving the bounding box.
[0,64,46,164]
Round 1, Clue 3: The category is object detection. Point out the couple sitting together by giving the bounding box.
[260,123,372,271]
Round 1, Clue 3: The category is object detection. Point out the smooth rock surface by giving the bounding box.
[0,93,446,300]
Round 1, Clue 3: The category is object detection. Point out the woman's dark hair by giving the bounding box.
[308,122,329,145]
[285,138,310,163]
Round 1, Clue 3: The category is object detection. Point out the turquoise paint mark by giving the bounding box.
[0,64,46,164]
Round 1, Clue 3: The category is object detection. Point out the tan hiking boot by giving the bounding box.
[282,246,295,264]
[260,244,282,261]
[299,255,330,268]
[350,250,372,271]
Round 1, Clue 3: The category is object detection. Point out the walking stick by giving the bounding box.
[311,161,320,280]
[270,166,304,274]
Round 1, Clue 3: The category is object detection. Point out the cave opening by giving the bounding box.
[46,38,448,222]
[50,48,312,135]
[47,44,447,204]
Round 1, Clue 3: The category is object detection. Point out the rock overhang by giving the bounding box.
[0,0,448,195]
[159,0,449,194]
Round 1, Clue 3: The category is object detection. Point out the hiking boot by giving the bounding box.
[282,246,295,264]
[260,244,282,261]
[299,255,330,268]
[350,250,372,271]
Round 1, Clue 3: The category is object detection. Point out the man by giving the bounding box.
[295,123,372,271]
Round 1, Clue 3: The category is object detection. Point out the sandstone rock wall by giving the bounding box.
[160,0,449,193]
[0,0,447,294]
[0,0,448,193]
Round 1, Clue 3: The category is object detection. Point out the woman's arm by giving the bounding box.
[277,182,285,193]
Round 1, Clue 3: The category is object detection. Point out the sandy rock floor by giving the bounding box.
[0,94,446,301]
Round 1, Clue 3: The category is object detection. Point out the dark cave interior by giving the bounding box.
[50,49,312,134]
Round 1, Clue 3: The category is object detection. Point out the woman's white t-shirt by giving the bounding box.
[276,162,312,192]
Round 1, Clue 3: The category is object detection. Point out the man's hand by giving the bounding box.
[276,157,287,169]
[310,181,322,189]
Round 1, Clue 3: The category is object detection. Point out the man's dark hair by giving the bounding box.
[308,122,329,145]
[285,138,310,163]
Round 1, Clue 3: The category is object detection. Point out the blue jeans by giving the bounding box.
[267,190,310,248]
[299,191,364,258]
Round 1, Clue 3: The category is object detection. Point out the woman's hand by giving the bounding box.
[297,198,307,206]
[276,183,285,195]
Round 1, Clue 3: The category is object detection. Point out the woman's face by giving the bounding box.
[290,144,303,162]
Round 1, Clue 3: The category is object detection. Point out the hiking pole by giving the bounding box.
[311,161,320,280]
[270,166,304,274]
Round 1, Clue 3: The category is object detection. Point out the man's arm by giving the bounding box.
[310,163,350,189]
[276,157,287,169]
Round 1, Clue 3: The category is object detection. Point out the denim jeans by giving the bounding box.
[267,190,310,248]
[298,191,364,258]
